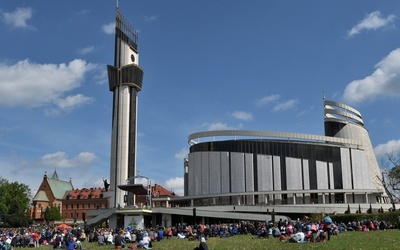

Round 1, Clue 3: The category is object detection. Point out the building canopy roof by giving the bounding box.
[118,183,179,197]
[118,184,148,195]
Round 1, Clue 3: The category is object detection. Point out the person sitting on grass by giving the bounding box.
[114,231,125,249]
[158,228,165,241]
[166,227,173,239]
[272,226,281,238]
[136,232,151,249]
[220,228,231,238]
[257,228,268,239]
[97,233,105,246]
[315,231,328,242]
[106,232,114,245]
[194,237,208,250]
[286,229,306,243]
[177,232,186,239]
[66,237,75,250]
[125,231,132,243]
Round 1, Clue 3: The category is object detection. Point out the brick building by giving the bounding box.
[62,187,109,223]
[31,170,109,224]
[31,171,74,222]
[135,183,179,208]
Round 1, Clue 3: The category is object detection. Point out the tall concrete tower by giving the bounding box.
[107,7,144,208]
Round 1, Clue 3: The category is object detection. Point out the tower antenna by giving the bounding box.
[116,0,119,9]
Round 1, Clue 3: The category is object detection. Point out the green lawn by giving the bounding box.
[37,230,399,250]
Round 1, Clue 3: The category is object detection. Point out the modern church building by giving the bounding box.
[178,100,391,216]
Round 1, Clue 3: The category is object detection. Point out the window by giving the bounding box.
[282,194,288,204]
[310,193,318,204]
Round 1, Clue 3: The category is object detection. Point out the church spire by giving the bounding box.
[51,169,59,180]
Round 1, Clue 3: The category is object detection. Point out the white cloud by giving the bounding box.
[78,46,95,55]
[55,94,94,110]
[255,94,280,107]
[144,15,158,22]
[41,151,98,168]
[1,7,35,29]
[0,59,95,110]
[175,148,189,159]
[94,69,109,85]
[102,22,115,34]
[342,48,400,104]
[231,111,253,121]
[164,177,184,196]
[272,99,298,112]
[374,140,400,158]
[347,11,396,37]
[297,106,314,117]
[205,122,235,131]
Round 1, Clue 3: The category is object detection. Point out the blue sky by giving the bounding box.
[1,1,400,197]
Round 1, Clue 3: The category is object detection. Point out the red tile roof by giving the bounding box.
[64,187,107,199]
[152,184,179,198]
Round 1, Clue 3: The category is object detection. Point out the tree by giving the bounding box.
[345,204,351,214]
[0,177,32,227]
[377,150,400,210]
[45,206,61,221]
[367,203,373,214]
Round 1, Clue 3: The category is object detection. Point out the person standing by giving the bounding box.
[32,231,39,248]
[324,214,333,241]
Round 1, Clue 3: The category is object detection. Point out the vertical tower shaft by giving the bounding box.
[107,8,144,208]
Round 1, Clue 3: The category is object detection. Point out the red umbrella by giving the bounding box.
[57,223,71,229]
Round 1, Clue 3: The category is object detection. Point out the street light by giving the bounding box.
[125,170,152,208]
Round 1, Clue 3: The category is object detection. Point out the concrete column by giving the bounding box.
[344,193,347,203]
[322,193,325,204]
[365,193,369,203]
[152,214,157,228]
[293,194,296,204]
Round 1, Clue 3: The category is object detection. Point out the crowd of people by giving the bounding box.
[0,215,394,249]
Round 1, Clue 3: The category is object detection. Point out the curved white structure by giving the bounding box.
[182,100,389,215]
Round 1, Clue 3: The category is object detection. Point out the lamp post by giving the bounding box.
[125,170,152,208]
